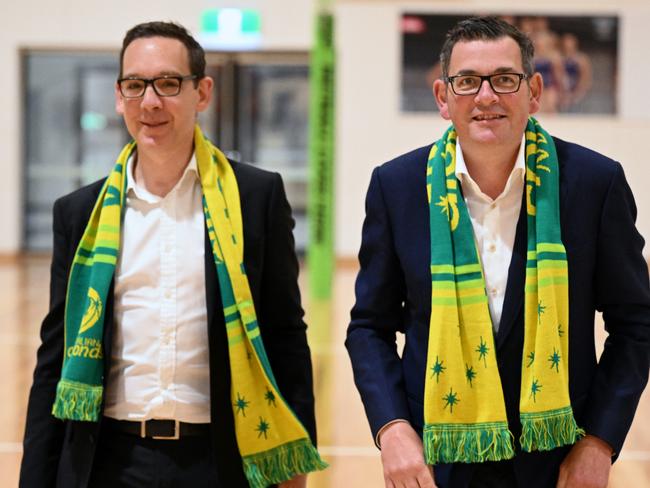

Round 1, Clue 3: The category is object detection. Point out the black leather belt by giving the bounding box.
[103,417,210,440]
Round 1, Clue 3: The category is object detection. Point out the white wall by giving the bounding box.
[1,0,649,258]
[0,0,315,253]
[335,1,650,257]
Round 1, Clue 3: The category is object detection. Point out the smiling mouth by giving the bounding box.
[141,121,168,128]
[473,114,505,121]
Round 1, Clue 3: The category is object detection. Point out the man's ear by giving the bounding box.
[115,83,124,115]
[196,76,214,113]
[433,79,451,121]
[528,72,543,115]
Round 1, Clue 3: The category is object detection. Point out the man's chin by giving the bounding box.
[135,126,170,146]
[133,137,162,152]
[467,128,504,146]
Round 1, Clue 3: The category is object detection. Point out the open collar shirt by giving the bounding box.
[103,152,211,423]
[455,136,526,332]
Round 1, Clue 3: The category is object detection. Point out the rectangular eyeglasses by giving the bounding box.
[445,73,528,95]
[117,75,198,98]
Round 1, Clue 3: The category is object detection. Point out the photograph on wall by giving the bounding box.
[401,13,619,115]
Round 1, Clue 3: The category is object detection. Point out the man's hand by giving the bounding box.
[379,422,437,488]
[278,474,307,488]
[557,435,613,488]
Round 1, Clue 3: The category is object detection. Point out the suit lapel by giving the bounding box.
[203,197,249,486]
[495,189,527,349]
[204,225,219,328]
[558,141,571,226]
[102,280,115,378]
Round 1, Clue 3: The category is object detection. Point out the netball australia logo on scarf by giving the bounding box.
[67,287,103,360]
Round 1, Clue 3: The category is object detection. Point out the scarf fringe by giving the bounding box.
[51,379,102,421]
[520,407,585,452]
[242,438,328,488]
[423,423,515,464]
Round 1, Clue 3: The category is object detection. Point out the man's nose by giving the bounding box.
[474,79,499,104]
[141,83,162,108]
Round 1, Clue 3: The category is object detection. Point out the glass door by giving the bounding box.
[22,51,310,252]
[23,51,128,251]
[205,52,310,252]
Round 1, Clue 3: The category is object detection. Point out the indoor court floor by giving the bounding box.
[1,256,649,487]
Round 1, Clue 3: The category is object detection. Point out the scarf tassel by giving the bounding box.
[520,407,585,452]
[423,423,515,464]
[242,438,328,488]
[51,379,103,421]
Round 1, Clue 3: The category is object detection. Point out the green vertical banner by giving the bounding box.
[307,6,336,300]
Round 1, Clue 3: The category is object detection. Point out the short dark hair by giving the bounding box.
[439,16,534,78]
[119,21,206,82]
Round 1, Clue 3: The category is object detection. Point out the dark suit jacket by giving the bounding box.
[21,160,317,488]
[346,137,650,488]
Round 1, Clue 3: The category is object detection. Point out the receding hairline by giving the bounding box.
[118,21,206,81]
[439,16,535,78]
[121,36,193,73]
[445,35,529,75]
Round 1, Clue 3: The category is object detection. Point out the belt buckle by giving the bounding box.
[141,420,181,440]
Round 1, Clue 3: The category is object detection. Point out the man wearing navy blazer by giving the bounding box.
[21,22,316,488]
[346,16,650,488]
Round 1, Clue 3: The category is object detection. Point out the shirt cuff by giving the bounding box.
[375,418,410,449]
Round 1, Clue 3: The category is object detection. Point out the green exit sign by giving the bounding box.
[200,9,262,50]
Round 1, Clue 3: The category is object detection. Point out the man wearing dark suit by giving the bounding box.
[346,17,650,488]
[21,21,316,488]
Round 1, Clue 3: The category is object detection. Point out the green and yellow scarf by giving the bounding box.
[423,117,584,464]
[52,125,327,487]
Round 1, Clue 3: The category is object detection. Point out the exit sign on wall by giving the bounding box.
[200,9,262,50]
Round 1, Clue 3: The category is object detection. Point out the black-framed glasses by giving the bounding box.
[445,73,528,95]
[117,75,198,98]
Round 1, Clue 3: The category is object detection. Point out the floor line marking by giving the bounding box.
[318,446,379,457]
[0,442,22,453]
[618,450,650,461]
[2,441,649,461]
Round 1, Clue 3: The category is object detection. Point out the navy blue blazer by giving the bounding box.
[21,160,316,488]
[346,137,650,488]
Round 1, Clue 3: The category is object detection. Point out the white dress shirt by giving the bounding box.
[103,153,211,423]
[455,137,525,332]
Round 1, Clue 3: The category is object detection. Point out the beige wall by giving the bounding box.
[1,0,649,258]
[335,1,650,257]
[0,0,315,253]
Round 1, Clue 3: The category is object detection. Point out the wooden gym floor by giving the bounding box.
[1,255,648,487]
